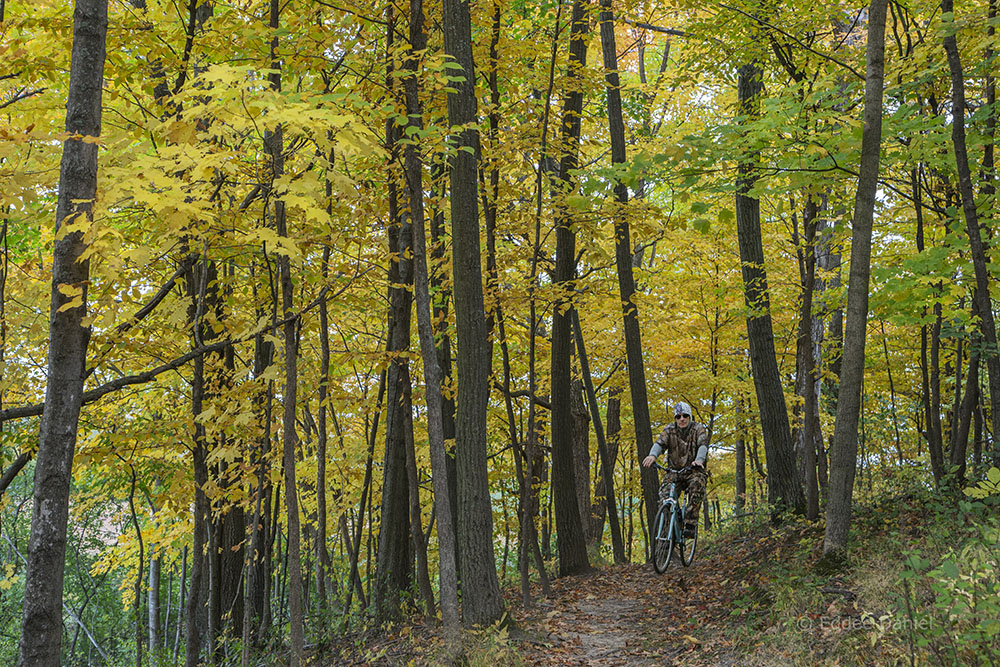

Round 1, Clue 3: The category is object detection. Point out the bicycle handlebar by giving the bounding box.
[652,462,693,475]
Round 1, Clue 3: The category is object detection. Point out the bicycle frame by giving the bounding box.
[651,463,696,571]
[658,475,685,543]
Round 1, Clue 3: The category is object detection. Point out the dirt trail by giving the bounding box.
[511,557,727,666]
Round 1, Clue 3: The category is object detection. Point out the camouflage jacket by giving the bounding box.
[649,422,709,470]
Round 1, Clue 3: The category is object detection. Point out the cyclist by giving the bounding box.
[641,401,708,539]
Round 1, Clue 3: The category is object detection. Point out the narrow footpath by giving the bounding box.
[510,554,745,666]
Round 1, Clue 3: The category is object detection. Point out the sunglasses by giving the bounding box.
[675,414,690,420]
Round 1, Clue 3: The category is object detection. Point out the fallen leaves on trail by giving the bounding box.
[505,553,749,666]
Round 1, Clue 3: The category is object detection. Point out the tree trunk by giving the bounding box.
[265,0,304,657]
[735,61,805,517]
[570,378,592,541]
[343,370,383,620]
[185,336,210,667]
[442,0,506,624]
[590,389,622,543]
[942,0,1000,470]
[573,312,625,561]
[374,7,415,622]
[550,0,593,578]
[405,0,459,630]
[316,245,332,609]
[148,554,161,654]
[736,432,747,511]
[430,158,460,581]
[823,0,888,559]
[402,378,435,618]
[601,0,660,548]
[950,351,979,483]
[16,2,106,663]
[794,197,821,520]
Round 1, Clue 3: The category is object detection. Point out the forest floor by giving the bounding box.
[333,517,868,666]
[331,484,1000,666]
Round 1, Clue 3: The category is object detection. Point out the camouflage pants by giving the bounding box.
[658,468,707,531]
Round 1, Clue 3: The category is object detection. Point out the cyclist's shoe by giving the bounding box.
[683,524,697,539]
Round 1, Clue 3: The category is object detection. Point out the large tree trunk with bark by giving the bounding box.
[374,8,415,622]
[443,0,506,625]
[404,0,459,630]
[735,62,805,517]
[549,0,593,578]
[823,0,888,559]
[17,2,107,663]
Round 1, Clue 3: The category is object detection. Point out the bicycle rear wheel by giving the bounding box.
[652,504,675,573]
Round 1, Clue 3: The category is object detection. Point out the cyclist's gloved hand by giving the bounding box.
[692,460,704,469]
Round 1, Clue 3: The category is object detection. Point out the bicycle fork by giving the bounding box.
[660,498,678,542]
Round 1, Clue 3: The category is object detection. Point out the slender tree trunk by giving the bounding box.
[572,311,625,561]
[244,280,274,656]
[174,546,187,664]
[942,0,1000,468]
[16,2,106,663]
[879,322,904,464]
[794,198,820,520]
[928,303,945,484]
[601,0,659,546]
[570,379,591,541]
[951,351,979,483]
[148,553,161,655]
[823,0,888,559]
[736,429,747,512]
[442,0,506,624]
[429,158,461,582]
[316,243,332,610]
[343,371,382,620]
[735,61,805,516]
[590,389,622,541]
[402,379,435,617]
[404,0,459,629]
[185,386,210,667]
[264,0,304,658]
[913,166,945,483]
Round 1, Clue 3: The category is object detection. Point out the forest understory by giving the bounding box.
[334,474,1000,666]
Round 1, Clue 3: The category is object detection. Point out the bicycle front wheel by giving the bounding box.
[652,504,675,573]
[680,523,697,566]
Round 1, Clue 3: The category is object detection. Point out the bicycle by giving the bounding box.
[650,463,698,572]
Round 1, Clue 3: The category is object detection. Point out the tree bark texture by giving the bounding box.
[17,1,106,663]
[824,0,888,558]
[735,62,806,517]
[443,0,506,625]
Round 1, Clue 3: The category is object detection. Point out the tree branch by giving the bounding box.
[0,268,369,426]
[719,3,865,81]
